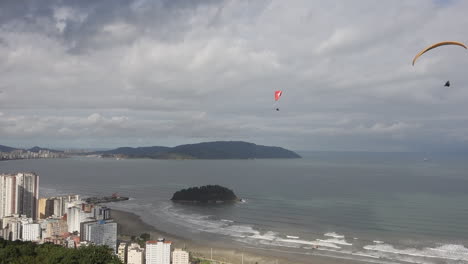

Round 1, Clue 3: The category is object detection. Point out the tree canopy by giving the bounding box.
[0,238,122,264]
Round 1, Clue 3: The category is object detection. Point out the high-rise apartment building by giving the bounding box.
[146,238,171,264]
[14,173,39,219]
[0,173,39,219]
[118,242,127,263]
[38,198,47,219]
[0,175,16,218]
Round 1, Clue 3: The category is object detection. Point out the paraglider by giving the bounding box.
[412,41,466,87]
[412,41,467,66]
[275,90,282,101]
[274,90,282,111]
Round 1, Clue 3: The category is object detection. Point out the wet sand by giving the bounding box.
[111,209,371,264]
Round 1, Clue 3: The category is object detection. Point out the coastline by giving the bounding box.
[111,209,367,264]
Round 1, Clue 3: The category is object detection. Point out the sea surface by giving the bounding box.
[1,152,468,264]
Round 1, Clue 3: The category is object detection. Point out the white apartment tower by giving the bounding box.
[0,173,39,219]
[172,248,189,264]
[0,175,15,218]
[66,203,82,233]
[146,238,171,264]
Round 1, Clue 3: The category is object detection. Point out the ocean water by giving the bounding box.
[1,152,468,263]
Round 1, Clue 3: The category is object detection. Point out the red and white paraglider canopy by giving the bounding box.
[274,90,283,101]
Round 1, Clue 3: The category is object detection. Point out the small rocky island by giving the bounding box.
[84,193,129,204]
[171,185,239,203]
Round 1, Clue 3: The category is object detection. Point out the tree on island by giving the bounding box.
[171,185,238,202]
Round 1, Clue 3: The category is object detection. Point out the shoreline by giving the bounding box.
[111,209,368,264]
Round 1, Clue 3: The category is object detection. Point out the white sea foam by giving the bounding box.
[273,238,342,249]
[350,252,381,259]
[162,205,350,251]
[324,232,345,239]
[160,205,262,239]
[141,203,468,264]
[317,238,352,246]
[363,243,468,261]
[286,235,299,239]
[249,231,277,241]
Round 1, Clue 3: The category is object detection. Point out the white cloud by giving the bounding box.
[0,0,468,150]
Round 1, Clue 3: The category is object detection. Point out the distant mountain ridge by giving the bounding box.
[98,141,301,159]
[100,146,171,157]
[0,145,17,152]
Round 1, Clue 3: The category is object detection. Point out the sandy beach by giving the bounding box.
[111,209,369,264]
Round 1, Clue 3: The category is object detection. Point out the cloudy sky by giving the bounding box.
[1,0,468,151]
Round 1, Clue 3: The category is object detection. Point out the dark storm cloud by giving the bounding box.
[0,0,226,54]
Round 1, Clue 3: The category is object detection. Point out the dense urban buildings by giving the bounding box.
[146,238,172,264]
[1,171,188,264]
[0,150,64,160]
[39,195,80,219]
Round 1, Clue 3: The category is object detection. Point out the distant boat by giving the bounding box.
[423,157,429,162]
[286,235,299,239]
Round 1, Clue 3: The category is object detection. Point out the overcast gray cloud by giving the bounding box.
[1,0,468,151]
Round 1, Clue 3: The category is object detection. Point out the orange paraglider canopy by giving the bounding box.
[412,41,467,65]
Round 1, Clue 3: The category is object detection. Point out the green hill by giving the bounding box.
[98,141,301,159]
